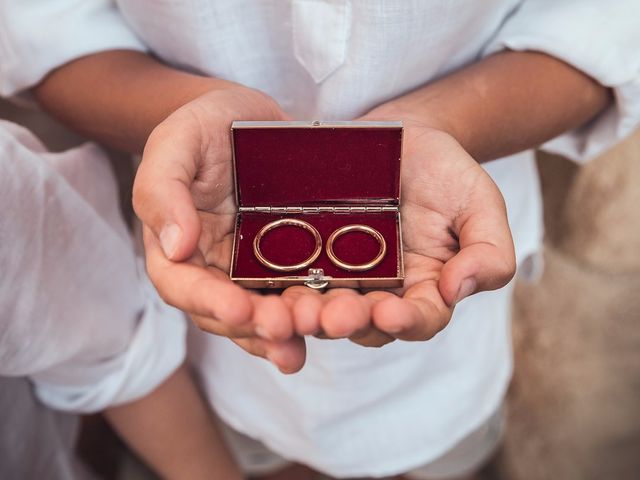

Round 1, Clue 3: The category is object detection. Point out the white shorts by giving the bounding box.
[220,405,504,479]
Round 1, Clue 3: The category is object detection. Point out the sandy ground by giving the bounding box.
[2,99,639,479]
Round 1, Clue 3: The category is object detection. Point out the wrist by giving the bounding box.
[362,97,462,144]
[154,83,286,147]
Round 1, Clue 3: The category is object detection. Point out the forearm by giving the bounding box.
[373,50,612,162]
[104,363,243,480]
[34,50,232,153]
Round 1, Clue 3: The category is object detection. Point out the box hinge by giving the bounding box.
[239,205,398,214]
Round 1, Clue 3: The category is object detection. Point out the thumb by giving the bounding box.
[438,193,516,307]
[133,121,201,261]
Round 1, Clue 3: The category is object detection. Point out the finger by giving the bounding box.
[133,117,202,261]
[230,337,266,358]
[320,289,371,338]
[364,290,397,303]
[349,326,395,348]
[440,186,516,306]
[193,321,306,374]
[294,293,324,336]
[263,337,307,374]
[282,287,323,336]
[191,313,255,338]
[252,295,295,342]
[144,226,252,324]
[344,290,397,346]
[232,337,307,374]
[373,287,451,341]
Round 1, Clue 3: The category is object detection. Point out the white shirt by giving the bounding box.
[0,120,186,413]
[1,1,639,476]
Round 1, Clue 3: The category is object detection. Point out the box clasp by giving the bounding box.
[304,268,331,290]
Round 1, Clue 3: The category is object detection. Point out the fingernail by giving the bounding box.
[255,326,272,340]
[455,277,477,304]
[160,224,181,259]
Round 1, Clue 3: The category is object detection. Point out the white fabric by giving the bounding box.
[483,0,640,162]
[1,0,639,476]
[219,404,505,479]
[0,1,146,97]
[0,120,186,413]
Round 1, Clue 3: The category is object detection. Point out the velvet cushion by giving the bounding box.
[232,212,400,279]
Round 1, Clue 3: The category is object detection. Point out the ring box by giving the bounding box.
[229,121,404,289]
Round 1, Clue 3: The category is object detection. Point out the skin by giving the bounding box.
[105,364,243,480]
[35,50,610,373]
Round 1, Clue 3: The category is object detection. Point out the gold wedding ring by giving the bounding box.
[253,218,322,272]
[326,224,387,271]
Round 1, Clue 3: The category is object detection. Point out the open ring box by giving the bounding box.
[229,121,404,289]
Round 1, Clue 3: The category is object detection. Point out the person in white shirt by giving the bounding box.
[1,1,638,479]
[0,120,243,479]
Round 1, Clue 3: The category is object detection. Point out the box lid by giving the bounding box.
[232,121,402,207]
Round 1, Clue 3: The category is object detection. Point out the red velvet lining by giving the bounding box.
[232,212,400,279]
[233,126,402,207]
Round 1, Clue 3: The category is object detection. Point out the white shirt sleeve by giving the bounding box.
[0,120,185,413]
[0,0,146,97]
[483,0,640,162]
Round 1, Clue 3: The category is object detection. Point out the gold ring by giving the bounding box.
[253,218,322,272]
[326,224,387,271]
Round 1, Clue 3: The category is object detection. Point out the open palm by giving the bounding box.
[134,88,516,368]
[134,87,307,372]
[282,119,516,347]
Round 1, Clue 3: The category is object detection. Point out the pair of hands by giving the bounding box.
[133,85,516,373]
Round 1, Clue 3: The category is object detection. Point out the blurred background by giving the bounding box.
[1,98,639,480]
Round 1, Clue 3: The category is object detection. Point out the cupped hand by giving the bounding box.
[133,86,305,373]
[284,114,516,347]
